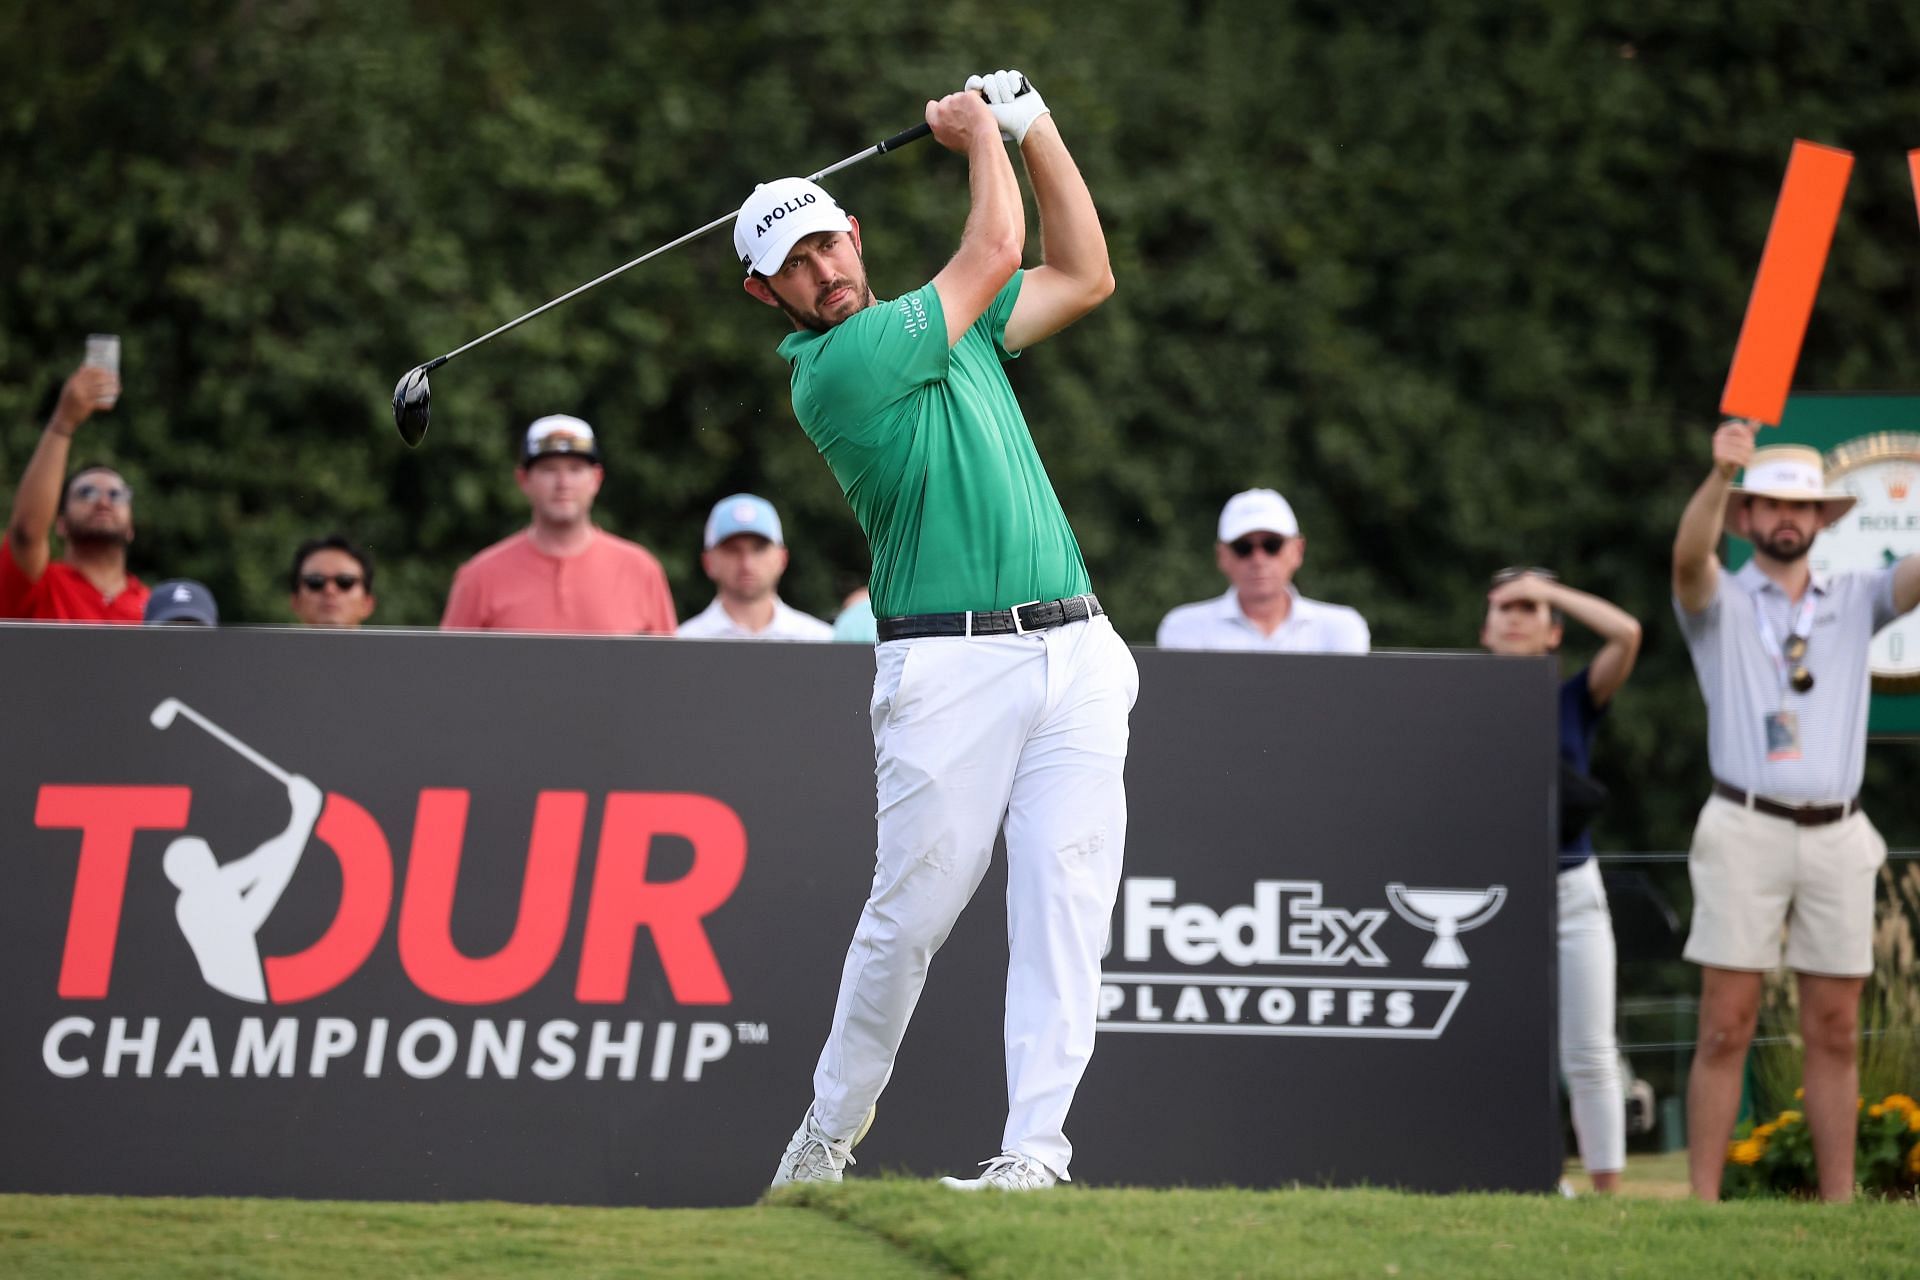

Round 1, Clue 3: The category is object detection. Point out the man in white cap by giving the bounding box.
[1156,488,1370,653]
[677,494,831,641]
[441,415,675,635]
[1672,417,1920,1202]
[740,71,1134,1193]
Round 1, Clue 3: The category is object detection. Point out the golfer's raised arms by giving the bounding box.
[1000,111,1115,354]
[926,90,1024,347]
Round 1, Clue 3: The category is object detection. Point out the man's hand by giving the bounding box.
[1488,573,1555,610]
[1713,418,1759,479]
[925,90,1001,155]
[965,69,1049,145]
[50,366,119,437]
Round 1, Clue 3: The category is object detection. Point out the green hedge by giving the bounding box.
[5,1,1918,849]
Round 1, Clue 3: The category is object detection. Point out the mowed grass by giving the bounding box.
[4,1174,1915,1280]
[0,1195,943,1280]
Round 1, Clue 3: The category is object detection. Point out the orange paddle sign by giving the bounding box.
[1720,140,1853,427]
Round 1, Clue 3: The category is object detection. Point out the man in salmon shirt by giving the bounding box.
[1,363,149,623]
[439,414,676,635]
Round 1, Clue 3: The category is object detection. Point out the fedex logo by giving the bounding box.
[1117,877,1389,968]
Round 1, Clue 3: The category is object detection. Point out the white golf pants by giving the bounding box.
[1558,857,1624,1175]
[811,615,1137,1179]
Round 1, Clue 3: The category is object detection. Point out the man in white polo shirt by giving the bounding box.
[1156,488,1370,653]
[676,494,832,642]
[1672,418,1920,1202]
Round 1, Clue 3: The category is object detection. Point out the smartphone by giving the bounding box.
[83,334,120,408]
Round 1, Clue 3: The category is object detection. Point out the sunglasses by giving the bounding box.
[299,573,364,593]
[1490,565,1558,586]
[1229,535,1289,559]
[1783,634,1815,693]
[70,481,133,505]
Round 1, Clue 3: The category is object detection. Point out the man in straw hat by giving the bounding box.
[1672,417,1920,1201]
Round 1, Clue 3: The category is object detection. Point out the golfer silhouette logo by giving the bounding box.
[150,698,322,1003]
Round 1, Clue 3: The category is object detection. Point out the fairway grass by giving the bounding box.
[4,1177,1913,1279]
[0,1195,943,1280]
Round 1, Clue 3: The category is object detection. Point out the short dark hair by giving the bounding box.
[290,534,375,593]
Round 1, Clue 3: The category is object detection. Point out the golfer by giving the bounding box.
[743,71,1136,1192]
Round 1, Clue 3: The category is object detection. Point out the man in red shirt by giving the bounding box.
[1,363,149,623]
[440,415,676,635]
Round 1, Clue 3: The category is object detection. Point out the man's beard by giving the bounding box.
[64,523,130,552]
[773,268,872,333]
[1755,528,1812,562]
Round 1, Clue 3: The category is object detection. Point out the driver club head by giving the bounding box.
[393,366,432,446]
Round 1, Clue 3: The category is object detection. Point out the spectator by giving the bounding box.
[1,364,149,622]
[1672,421,1920,1202]
[144,579,218,626]
[1155,488,1369,653]
[1480,566,1642,1195]
[289,534,377,628]
[832,584,878,644]
[441,415,675,635]
[677,494,832,641]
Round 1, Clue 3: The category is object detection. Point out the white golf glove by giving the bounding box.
[965,69,1049,145]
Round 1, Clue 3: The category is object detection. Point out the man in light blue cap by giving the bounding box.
[676,494,832,641]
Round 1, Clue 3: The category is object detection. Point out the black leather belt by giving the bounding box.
[1713,780,1859,827]
[876,594,1103,642]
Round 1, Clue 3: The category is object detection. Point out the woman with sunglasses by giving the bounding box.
[288,535,377,628]
[1,362,149,623]
[1481,565,1642,1194]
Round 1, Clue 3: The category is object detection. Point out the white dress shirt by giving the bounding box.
[676,596,834,642]
[1156,587,1370,654]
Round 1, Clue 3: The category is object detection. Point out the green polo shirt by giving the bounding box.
[778,271,1091,618]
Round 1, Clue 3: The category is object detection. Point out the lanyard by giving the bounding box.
[1753,590,1816,694]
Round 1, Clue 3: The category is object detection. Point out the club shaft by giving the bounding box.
[428,122,935,368]
[173,703,296,786]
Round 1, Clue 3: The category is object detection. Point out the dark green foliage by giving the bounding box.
[3,1,1916,849]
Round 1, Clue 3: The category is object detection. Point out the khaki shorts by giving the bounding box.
[1683,795,1887,977]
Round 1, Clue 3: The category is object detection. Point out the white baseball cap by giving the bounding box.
[704,494,785,548]
[1725,445,1856,534]
[1218,488,1300,542]
[522,414,600,465]
[733,177,851,277]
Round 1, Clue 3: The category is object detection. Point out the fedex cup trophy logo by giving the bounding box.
[1384,884,1508,969]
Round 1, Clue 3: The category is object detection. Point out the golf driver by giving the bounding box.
[391,118,938,447]
[150,697,296,786]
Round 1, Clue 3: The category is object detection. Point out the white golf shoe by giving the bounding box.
[938,1151,1058,1191]
[769,1105,874,1189]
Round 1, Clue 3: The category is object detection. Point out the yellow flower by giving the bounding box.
[1883,1094,1918,1115]
[1868,1104,1887,1119]
[1909,1110,1920,1133]
[1909,1142,1920,1177]
[1752,1123,1777,1141]
[1728,1139,1764,1166]
[1778,1110,1803,1125]
[1793,1087,1805,1100]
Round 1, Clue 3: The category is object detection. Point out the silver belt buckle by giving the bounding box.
[1010,600,1043,635]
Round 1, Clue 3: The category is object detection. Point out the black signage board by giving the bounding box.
[0,624,1556,1204]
